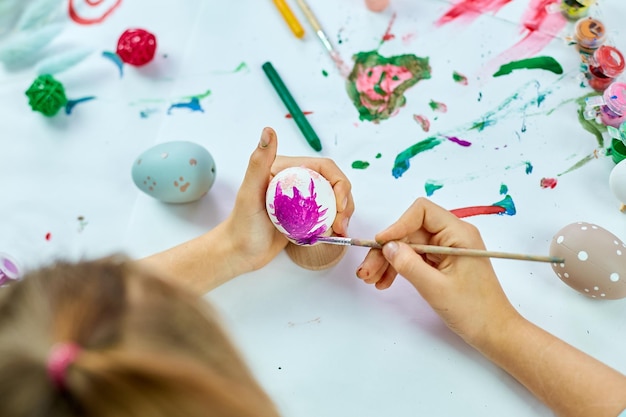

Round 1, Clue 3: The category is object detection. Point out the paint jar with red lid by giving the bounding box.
[587,46,625,91]
[575,17,606,54]
[600,82,626,128]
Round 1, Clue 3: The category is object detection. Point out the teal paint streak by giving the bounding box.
[425,181,444,196]
[499,184,508,195]
[493,56,563,77]
[392,136,443,178]
[524,162,533,174]
[493,195,516,216]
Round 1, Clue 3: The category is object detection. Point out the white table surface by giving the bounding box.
[1,0,625,415]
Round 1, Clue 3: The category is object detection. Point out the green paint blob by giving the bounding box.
[425,181,444,196]
[499,184,509,195]
[375,153,382,159]
[352,160,370,169]
[346,50,431,123]
[452,71,468,85]
[233,62,249,73]
[25,74,68,117]
[322,69,328,77]
[493,56,564,77]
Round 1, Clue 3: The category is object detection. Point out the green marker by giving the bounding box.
[262,61,322,152]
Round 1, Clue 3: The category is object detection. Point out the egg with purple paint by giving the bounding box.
[266,167,336,245]
[549,222,626,299]
[132,141,216,203]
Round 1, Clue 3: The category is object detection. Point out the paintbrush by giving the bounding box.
[315,236,564,264]
[294,0,350,77]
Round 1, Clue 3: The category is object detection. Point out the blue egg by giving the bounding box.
[131,141,216,203]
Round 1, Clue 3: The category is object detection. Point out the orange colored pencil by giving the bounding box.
[272,0,305,39]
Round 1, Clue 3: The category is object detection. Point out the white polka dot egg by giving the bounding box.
[266,166,336,245]
[550,222,626,299]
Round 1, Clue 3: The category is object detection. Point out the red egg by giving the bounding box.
[116,28,157,66]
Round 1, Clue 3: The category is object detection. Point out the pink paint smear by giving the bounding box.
[435,0,512,27]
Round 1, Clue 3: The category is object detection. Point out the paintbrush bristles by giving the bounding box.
[317,237,564,264]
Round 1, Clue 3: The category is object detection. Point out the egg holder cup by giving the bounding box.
[285,236,348,271]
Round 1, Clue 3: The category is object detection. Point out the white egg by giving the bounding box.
[131,141,216,203]
[609,158,626,209]
[266,167,336,245]
[550,222,626,299]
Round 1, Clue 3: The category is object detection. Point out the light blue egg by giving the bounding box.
[131,141,216,203]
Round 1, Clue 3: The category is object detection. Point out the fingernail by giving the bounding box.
[382,241,398,259]
[259,128,270,149]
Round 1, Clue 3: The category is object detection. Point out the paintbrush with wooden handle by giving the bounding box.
[315,236,564,264]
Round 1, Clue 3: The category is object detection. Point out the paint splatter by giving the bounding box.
[445,136,472,147]
[435,0,512,26]
[425,181,444,196]
[499,184,508,194]
[402,33,416,45]
[352,160,370,169]
[429,100,448,113]
[484,0,567,76]
[525,161,533,174]
[375,153,382,159]
[65,96,96,114]
[322,69,328,77]
[493,56,563,77]
[453,71,469,85]
[346,50,431,123]
[167,97,203,115]
[451,195,516,218]
[77,216,88,232]
[413,114,431,132]
[269,179,329,245]
[286,111,313,118]
[557,150,603,176]
[139,108,159,118]
[392,136,443,178]
[69,0,123,25]
[45,232,52,241]
[379,12,397,46]
[102,51,123,77]
[540,177,557,188]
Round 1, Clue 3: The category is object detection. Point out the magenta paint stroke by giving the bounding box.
[446,136,472,146]
[435,0,513,27]
[269,178,329,245]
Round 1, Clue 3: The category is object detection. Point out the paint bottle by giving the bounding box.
[561,0,596,20]
[587,46,625,91]
[599,82,626,128]
[574,17,606,54]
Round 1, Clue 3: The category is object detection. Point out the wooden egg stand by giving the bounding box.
[285,236,348,270]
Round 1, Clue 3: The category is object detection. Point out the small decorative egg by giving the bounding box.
[609,158,626,211]
[131,141,216,203]
[266,166,336,245]
[550,222,626,299]
[116,28,157,66]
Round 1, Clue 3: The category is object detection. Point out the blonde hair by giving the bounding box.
[0,257,280,417]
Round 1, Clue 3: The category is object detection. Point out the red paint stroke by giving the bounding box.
[286,111,313,118]
[540,177,557,188]
[381,12,397,43]
[45,232,52,241]
[402,33,416,45]
[435,0,512,27]
[451,205,506,218]
[413,114,431,132]
[69,0,123,25]
[484,0,567,75]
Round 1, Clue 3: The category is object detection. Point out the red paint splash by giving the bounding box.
[69,0,123,25]
[451,205,506,217]
[435,0,512,27]
[45,232,52,241]
[285,111,313,118]
[484,0,567,75]
[413,114,431,132]
[381,12,397,43]
[540,177,557,188]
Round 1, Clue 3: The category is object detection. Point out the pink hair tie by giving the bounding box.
[47,343,81,389]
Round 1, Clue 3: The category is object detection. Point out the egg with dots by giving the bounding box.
[131,141,216,204]
[266,167,336,245]
[116,28,157,66]
[550,222,626,299]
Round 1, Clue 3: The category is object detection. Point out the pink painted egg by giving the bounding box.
[550,222,626,299]
[266,167,336,245]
